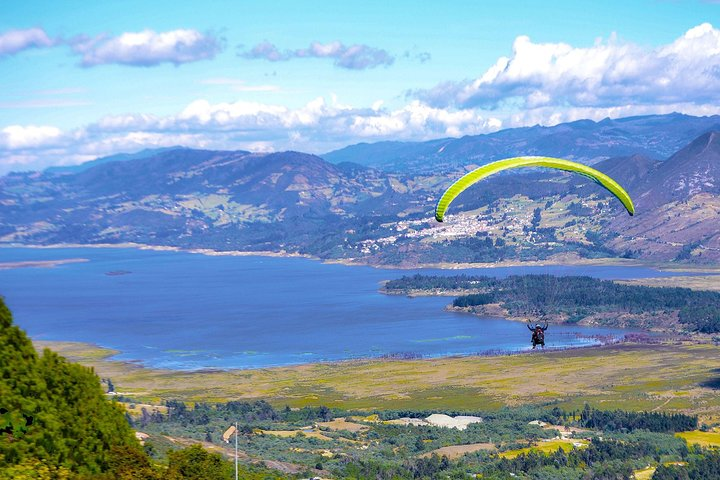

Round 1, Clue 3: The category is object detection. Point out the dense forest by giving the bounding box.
[579,405,697,433]
[384,274,720,332]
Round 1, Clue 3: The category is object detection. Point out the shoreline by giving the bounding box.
[0,241,318,260]
[0,258,89,270]
[4,241,720,273]
[33,330,643,375]
[31,337,720,416]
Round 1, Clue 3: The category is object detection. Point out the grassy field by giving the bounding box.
[258,429,335,441]
[633,466,656,479]
[421,443,496,460]
[498,438,588,459]
[617,275,720,292]
[633,462,689,480]
[676,430,720,448]
[34,340,720,420]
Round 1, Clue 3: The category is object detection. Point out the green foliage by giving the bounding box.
[652,464,689,480]
[342,454,454,480]
[685,451,720,479]
[104,445,163,480]
[117,396,720,479]
[652,451,720,479]
[679,304,720,333]
[0,407,33,439]
[531,207,542,228]
[386,274,720,332]
[478,438,653,479]
[0,297,141,475]
[166,445,231,480]
[453,293,494,307]
[0,456,72,479]
[580,404,697,433]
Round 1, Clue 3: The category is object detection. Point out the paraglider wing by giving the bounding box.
[434,156,635,222]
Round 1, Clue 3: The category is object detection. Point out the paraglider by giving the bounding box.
[433,156,635,350]
[527,322,548,349]
[434,156,635,222]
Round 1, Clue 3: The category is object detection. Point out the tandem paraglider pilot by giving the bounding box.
[527,322,548,349]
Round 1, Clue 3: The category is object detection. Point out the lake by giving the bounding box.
[0,247,690,370]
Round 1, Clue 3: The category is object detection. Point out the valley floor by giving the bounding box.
[34,339,720,422]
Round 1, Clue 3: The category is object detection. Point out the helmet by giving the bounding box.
[535,324,541,328]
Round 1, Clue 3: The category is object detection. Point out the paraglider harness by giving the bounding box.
[527,322,548,349]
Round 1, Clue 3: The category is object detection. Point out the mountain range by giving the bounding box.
[322,113,720,173]
[1,113,719,265]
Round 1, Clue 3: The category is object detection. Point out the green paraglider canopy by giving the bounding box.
[434,156,635,222]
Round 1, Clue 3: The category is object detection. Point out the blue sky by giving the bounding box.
[1,0,719,172]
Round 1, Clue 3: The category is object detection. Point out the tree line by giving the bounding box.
[579,404,697,433]
[385,273,720,332]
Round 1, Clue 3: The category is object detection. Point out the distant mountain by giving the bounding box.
[45,146,189,174]
[634,131,720,208]
[322,113,720,173]
[0,149,408,254]
[592,154,661,191]
[608,131,720,261]
[1,125,719,265]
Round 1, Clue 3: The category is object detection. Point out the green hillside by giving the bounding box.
[0,298,285,479]
[0,297,142,477]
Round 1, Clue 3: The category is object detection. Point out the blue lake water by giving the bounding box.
[0,247,693,370]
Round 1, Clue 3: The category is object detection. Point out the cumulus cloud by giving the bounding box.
[239,40,394,69]
[71,29,223,67]
[416,23,720,110]
[502,102,720,129]
[0,28,55,57]
[1,125,63,149]
[142,96,497,141]
[7,24,720,173]
[0,97,503,172]
[5,89,720,174]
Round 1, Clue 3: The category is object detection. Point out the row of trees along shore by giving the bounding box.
[384,274,720,332]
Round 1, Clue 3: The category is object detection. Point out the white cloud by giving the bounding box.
[93,113,160,131]
[348,101,495,138]
[0,96,504,173]
[81,131,210,154]
[177,99,289,127]
[6,20,720,175]
[504,102,720,129]
[4,92,720,174]
[0,28,54,56]
[166,97,495,140]
[417,23,720,110]
[1,125,62,149]
[71,29,223,67]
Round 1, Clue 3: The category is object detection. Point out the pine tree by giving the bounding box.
[0,297,142,475]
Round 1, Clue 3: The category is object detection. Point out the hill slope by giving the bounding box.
[607,131,720,261]
[0,298,140,475]
[1,125,719,265]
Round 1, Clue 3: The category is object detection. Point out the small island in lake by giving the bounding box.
[105,270,132,276]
